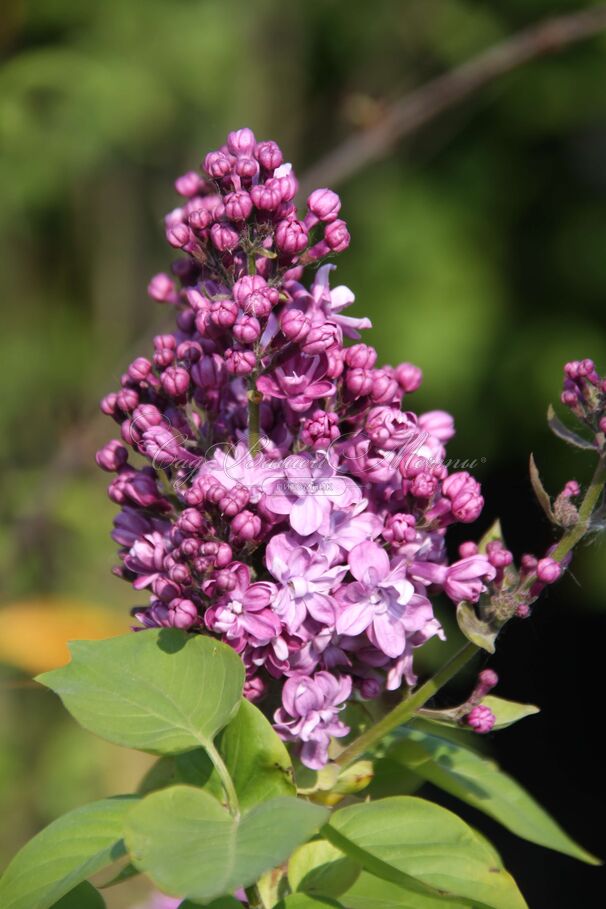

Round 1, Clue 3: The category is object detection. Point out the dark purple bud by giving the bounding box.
[170,598,199,629]
[224,190,253,222]
[307,188,341,222]
[359,677,382,699]
[255,140,283,170]
[176,340,203,362]
[275,219,308,255]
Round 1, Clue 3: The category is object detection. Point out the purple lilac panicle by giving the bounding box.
[98,128,498,768]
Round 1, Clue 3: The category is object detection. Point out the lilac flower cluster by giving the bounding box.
[98,128,497,768]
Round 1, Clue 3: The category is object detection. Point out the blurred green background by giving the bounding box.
[2,0,606,905]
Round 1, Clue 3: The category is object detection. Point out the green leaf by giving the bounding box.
[275,896,344,909]
[342,872,473,909]
[180,900,243,909]
[139,698,295,810]
[0,796,137,909]
[36,629,244,755]
[390,727,599,864]
[456,602,498,653]
[547,404,595,451]
[288,840,360,897]
[50,883,105,909]
[529,454,555,522]
[480,695,540,730]
[125,786,329,902]
[324,796,528,909]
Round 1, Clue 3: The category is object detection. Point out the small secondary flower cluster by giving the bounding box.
[98,128,536,767]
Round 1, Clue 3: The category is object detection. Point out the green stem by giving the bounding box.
[205,740,240,819]
[335,641,478,768]
[245,884,265,908]
[248,387,261,450]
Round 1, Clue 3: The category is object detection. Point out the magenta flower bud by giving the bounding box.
[346,367,374,397]
[188,208,213,231]
[231,509,261,541]
[246,290,273,318]
[178,508,205,534]
[227,127,256,157]
[477,668,499,693]
[369,369,399,404]
[210,221,240,252]
[280,309,311,343]
[516,604,531,619]
[233,314,261,343]
[204,150,233,178]
[301,409,340,449]
[275,219,308,255]
[116,388,139,412]
[131,404,163,431]
[255,140,283,170]
[359,677,382,700]
[215,542,233,567]
[219,485,250,517]
[394,362,423,393]
[459,541,479,558]
[302,321,340,355]
[96,440,128,472]
[224,190,253,222]
[170,598,199,629]
[147,273,177,303]
[225,348,256,376]
[100,392,118,416]
[466,705,495,734]
[176,340,203,362]
[410,472,438,499]
[175,171,205,197]
[244,675,268,702]
[536,557,562,584]
[166,223,193,249]
[154,345,174,369]
[235,156,259,179]
[600,417,606,434]
[128,357,153,383]
[210,300,239,328]
[345,344,377,369]
[251,180,282,212]
[562,480,580,498]
[307,188,341,222]
[383,513,416,544]
[486,541,513,569]
[161,365,190,397]
[324,219,350,252]
[154,333,177,351]
[520,554,538,577]
[275,171,298,202]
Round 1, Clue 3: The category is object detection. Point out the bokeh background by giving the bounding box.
[1,0,605,905]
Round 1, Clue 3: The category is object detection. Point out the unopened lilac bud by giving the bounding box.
[233,314,261,343]
[227,127,256,157]
[255,140,283,170]
[204,150,233,178]
[161,366,190,397]
[516,604,531,619]
[275,219,308,255]
[128,357,153,383]
[562,480,580,498]
[459,541,479,558]
[280,309,310,343]
[536,557,562,584]
[175,171,205,197]
[486,541,513,569]
[345,344,377,369]
[210,300,239,328]
[215,542,233,567]
[302,321,340,355]
[477,669,499,692]
[233,156,258,180]
[131,404,163,432]
[410,472,438,498]
[301,410,340,449]
[324,219,350,253]
[219,485,250,517]
[275,170,298,202]
[466,705,495,734]
[369,369,399,404]
[244,675,268,701]
[188,208,213,232]
[225,348,256,376]
[147,273,177,303]
[170,598,199,629]
[307,188,341,222]
[395,362,422,393]
[359,677,382,699]
[100,393,118,416]
[116,388,139,412]
[211,221,240,252]
[251,181,282,212]
[178,508,205,534]
[224,190,253,222]
[176,340,203,362]
[96,440,128,472]
[167,223,193,249]
[231,509,261,541]
[346,368,374,397]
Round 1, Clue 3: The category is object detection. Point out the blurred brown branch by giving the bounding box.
[299,4,606,195]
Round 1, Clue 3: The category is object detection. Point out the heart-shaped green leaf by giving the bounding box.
[125,786,328,902]
[341,872,473,908]
[50,883,106,908]
[324,796,528,909]
[139,697,295,809]
[0,797,137,909]
[36,629,244,755]
[389,727,599,864]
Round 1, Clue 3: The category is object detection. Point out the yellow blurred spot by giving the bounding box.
[0,599,130,675]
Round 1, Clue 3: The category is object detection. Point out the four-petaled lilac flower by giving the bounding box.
[336,542,416,658]
[310,265,372,338]
[205,563,280,648]
[274,671,352,769]
[256,353,335,412]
